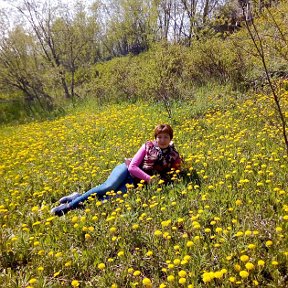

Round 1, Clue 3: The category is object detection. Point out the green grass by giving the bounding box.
[0,90,287,288]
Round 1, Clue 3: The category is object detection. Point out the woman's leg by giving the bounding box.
[102,172,134,201]
[68,163,129,209]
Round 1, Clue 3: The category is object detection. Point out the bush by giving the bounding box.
[83,39,248,106]
[184,37,248,89]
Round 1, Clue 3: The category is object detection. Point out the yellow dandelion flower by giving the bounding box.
[265,240,273,247]
[194,236,200,241]
[215,227,222,233]
[276,227,282,233]
[55,252,62,258]
[179,277,186,285]
[186,241,194,247]
[214,270,224,279]
[71,280,80,287]
[132,224,139,230]
[178,270,187,278]
[128,268,134,273]
[247,244,256,249]
[239,270,249,278]
[33,241,40,246]
[117,251,124,257]
[98,263,105,270]
[71,216,78,223]
[234,264,241,272]
[31,206,39,212]
[167,263,174,269]
[110,227,117,233]
[202,272,214,283]
[85,233,91,240]
[146,250,153,256]
[253,280,259,286]
[245,230,252,236]
[173,258,181,265]
[240,255,249,262]
[221,269,227,274]
[181,259,188,265]
[142,278,152,287]
[235,199,242,206]
[82,226,88,232]
[235,231,243,237]
[167,275,175,282]
[28,278,37,284]
[183,255,191,261]
[133,270,141,276]
[245,262,255,270]
[174,245,180,251]
[154,230,162,236]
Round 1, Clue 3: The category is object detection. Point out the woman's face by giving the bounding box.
[156,133,171,149]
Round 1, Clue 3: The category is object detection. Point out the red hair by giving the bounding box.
[154,124,174,139]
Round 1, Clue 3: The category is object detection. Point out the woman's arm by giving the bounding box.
[172,157,182,170]
[128,144,151,182]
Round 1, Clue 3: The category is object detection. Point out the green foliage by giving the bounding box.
[230,1,288,80]
[1,0,288,124]
[83,39,247,107]
[0,92,287,287]
[184,37,248,88]
[0,98,26,124]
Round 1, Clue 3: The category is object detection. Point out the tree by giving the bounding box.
[48,2,101,101]
[101,0,158,57]
[0,25,54,111]
[239,0,288,155]
[15,0,100,103]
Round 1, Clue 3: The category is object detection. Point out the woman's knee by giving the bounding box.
[100,181,113,192]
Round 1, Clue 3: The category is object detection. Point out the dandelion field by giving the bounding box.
[0,90,287,288]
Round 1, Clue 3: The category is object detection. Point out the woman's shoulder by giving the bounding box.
[169,142,180,157]
[145,140,156,148]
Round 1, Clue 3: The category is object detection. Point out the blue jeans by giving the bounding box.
[68,163,133,209]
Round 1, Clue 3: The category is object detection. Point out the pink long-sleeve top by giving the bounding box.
[128,144,151,182]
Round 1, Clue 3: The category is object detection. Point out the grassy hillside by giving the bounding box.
[0,90,287,287]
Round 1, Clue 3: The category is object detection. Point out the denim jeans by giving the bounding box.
[68,163,133,209]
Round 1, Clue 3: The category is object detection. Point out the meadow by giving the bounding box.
[0,88,287,288]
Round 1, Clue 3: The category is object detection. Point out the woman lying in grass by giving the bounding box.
[51,124,182,216]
